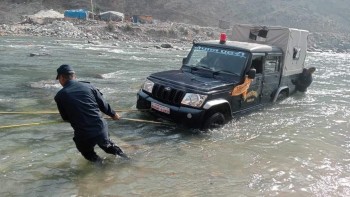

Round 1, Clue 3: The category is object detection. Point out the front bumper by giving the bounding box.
[136,90,206,128]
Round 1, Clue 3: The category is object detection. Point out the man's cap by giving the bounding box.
[56,64,75,79]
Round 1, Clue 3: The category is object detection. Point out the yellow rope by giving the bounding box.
[0,109,149,114]
[0,117,173,129]
[120,117,174,125]
[0,111,59,114]
[0,120,63,129]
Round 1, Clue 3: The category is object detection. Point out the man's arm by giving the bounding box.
[54,96,69,121]
[93,87,119,119]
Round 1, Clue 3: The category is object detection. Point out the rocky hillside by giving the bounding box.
[3,0,350,33]
[1,0,350,51]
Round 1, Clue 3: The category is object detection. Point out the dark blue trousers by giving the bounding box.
[73,133,124,162]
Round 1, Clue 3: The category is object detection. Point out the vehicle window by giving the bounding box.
[265,55,281,74]
[251,56,263,74]
[187,49,207,66]
[187,45,248,76]
[293,47,301,59]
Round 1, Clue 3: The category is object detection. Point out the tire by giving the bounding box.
[276,91,288,102]
[202,112,226,130]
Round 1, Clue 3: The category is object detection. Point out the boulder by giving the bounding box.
[29,52,50,57]
[160,43,173,48]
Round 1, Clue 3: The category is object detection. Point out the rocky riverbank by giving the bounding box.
[0,19,219,46]
[1,19,349,53]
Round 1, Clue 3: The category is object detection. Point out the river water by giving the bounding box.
[0,36,349,197]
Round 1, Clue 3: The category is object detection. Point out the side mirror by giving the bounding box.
[182,57,188,65]
[247,69,256,79]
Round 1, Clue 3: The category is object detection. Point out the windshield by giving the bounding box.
[186,45,248,76]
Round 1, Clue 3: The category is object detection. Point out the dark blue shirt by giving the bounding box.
[54,80,116,139]
[295,68,313,92]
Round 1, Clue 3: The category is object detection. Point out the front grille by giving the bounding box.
[152,84,185,105]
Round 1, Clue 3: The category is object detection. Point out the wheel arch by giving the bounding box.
[272,86,289,102]
[203,99,232,118]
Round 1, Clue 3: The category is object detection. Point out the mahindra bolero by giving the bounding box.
[136,24,313,129]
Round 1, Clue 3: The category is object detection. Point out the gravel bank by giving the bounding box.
[1,19,349,53]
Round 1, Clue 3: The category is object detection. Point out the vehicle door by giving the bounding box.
[240,54,264,109]
[261,54,282,103]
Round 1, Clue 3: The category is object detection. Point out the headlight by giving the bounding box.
[181,93,207,108]
[142,79,154,94]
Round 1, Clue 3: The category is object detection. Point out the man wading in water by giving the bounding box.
[293,67,316,92]
[54,64,128,163]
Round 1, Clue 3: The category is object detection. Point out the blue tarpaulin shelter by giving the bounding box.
[64,9,88,20]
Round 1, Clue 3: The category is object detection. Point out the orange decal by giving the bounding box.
[231,76,253,100]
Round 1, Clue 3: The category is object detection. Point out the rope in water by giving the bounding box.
[120,117,173,125]
[0,109,148,114]
[0,120,62,129]
[0,117,174,130]
[0,108,174,129]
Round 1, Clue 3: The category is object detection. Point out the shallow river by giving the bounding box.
[0,36,349,196]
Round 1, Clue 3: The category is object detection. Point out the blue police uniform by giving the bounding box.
[55,79,125,162]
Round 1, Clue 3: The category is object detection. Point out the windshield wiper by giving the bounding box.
[213,70,238,76]
[191,65,211,72]
[213,70,230,74]
[190,66,198,72]
[196,65,212,70]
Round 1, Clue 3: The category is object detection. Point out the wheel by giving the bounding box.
[276,91,288,101]
[202,112,226,130]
